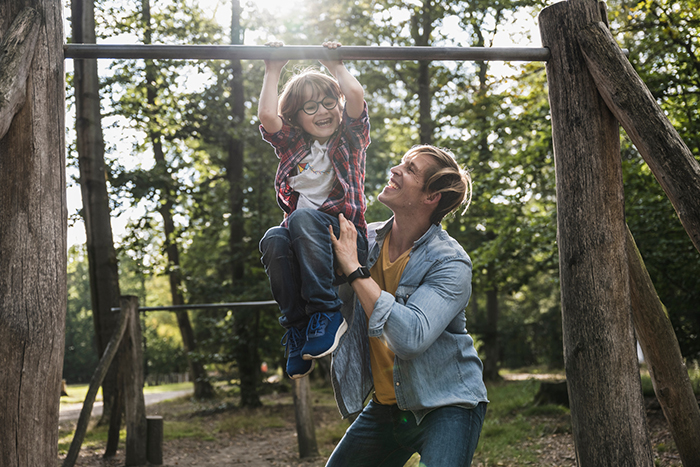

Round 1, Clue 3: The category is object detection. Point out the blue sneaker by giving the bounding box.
[302,312,348,360]
[281,327,314,379]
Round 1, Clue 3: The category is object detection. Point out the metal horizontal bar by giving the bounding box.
[64,44,551,62]
[110,300,278,312]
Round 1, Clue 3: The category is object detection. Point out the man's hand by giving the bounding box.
[330,213,361,277]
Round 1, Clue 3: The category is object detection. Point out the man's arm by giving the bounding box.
[258,43,287,134]
[332,215,472,361]
[319,42,364,120]
[330,214,381,316]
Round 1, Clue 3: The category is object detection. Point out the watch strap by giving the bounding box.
[347,266,371,284]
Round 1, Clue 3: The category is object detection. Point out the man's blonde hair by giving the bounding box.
[402,145,472,225]
[278,68,343,128]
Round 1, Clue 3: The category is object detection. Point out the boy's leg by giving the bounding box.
[260,226,313,378]
[259,226,307,329]
[286,209,343,313]
[286,209,351,359]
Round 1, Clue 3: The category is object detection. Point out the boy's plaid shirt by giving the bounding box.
[260,102,370,237]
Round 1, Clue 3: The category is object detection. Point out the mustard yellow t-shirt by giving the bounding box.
[368,230,410,405]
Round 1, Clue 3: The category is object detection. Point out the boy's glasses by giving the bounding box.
[299,96,338,115]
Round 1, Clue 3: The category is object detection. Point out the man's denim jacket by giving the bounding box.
[330,218,489,424]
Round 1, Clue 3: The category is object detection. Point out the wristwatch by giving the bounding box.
[346,266,371,284]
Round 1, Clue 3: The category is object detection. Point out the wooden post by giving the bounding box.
[0,1,66,466]
[538,1,653,465]
[291,377,319,459]
[62,303,130,467]
[577,22,700,254]
[147,416,164,465]
[0,8,40,140]
[120,295,148,466]
[625,226,700,466]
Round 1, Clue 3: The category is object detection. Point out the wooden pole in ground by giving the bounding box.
[625,226,700,466]
[538,0,653,465]
[0,4,66,465]
[577,21,700,254]
[62,302,130,467]
[119,295,148,466]
[291,377,319,458]
[147,416,164,465]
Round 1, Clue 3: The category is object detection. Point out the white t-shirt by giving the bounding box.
[287,140,336,210]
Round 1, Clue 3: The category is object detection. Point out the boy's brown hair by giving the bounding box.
[278,69,343,128]
[403,145,472,225]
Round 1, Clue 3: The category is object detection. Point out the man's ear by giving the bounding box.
[425,191,441,206]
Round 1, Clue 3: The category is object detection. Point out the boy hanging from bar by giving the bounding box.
[257,41,370,379]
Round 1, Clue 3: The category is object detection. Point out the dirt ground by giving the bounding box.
[58,387,683,467]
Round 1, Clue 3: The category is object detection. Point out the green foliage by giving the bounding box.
[609,0,700,361]
[63,245,99,384]
[142,313,189,380]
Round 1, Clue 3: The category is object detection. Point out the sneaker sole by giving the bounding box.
[288,360,315,380]
[302,319,348,360]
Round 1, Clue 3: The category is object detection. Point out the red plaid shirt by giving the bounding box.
[260,102,370,236]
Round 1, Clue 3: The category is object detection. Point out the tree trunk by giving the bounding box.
[539,1,653,465]
[482,284,501,381]
[229,0,261,408]
[0,1,66,465]
[142,0,214,400]
[577,21,700,254]
[412,0,433,144]
[71,0,125,443]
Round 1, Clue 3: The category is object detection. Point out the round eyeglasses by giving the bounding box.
[299,96,338,115]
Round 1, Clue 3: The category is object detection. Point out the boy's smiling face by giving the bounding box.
[296,87,342,145]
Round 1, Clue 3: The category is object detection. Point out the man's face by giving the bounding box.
[378,153,436,213]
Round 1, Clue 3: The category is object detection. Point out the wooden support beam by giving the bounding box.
[626,226,700,467]
[62,302,130,467]
[0,7,40,140]
[538,0,653,465]
[120,295,148,466]
[577,21,700,254]
[291,377,319,459]
[146,416,164,465]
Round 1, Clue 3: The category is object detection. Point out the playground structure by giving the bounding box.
[1,0,700,465]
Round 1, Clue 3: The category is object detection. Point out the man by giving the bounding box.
[327,145,488,467]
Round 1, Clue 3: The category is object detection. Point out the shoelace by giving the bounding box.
[281,327,303,356]
[306,312,331,337]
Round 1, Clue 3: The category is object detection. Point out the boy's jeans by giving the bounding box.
[260,209,368,330]
[326,400,487,467]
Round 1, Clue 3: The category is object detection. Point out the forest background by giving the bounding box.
[63,0,700,404]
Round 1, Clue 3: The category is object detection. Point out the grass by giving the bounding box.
[472,379,571,466]
[639,361,700,397]
[60,381,194,407]
[60,367,694,465]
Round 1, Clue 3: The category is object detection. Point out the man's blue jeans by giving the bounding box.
[326,400,487,467]
[260,209,368,330]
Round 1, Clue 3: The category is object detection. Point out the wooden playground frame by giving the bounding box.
[2,0,700,465]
